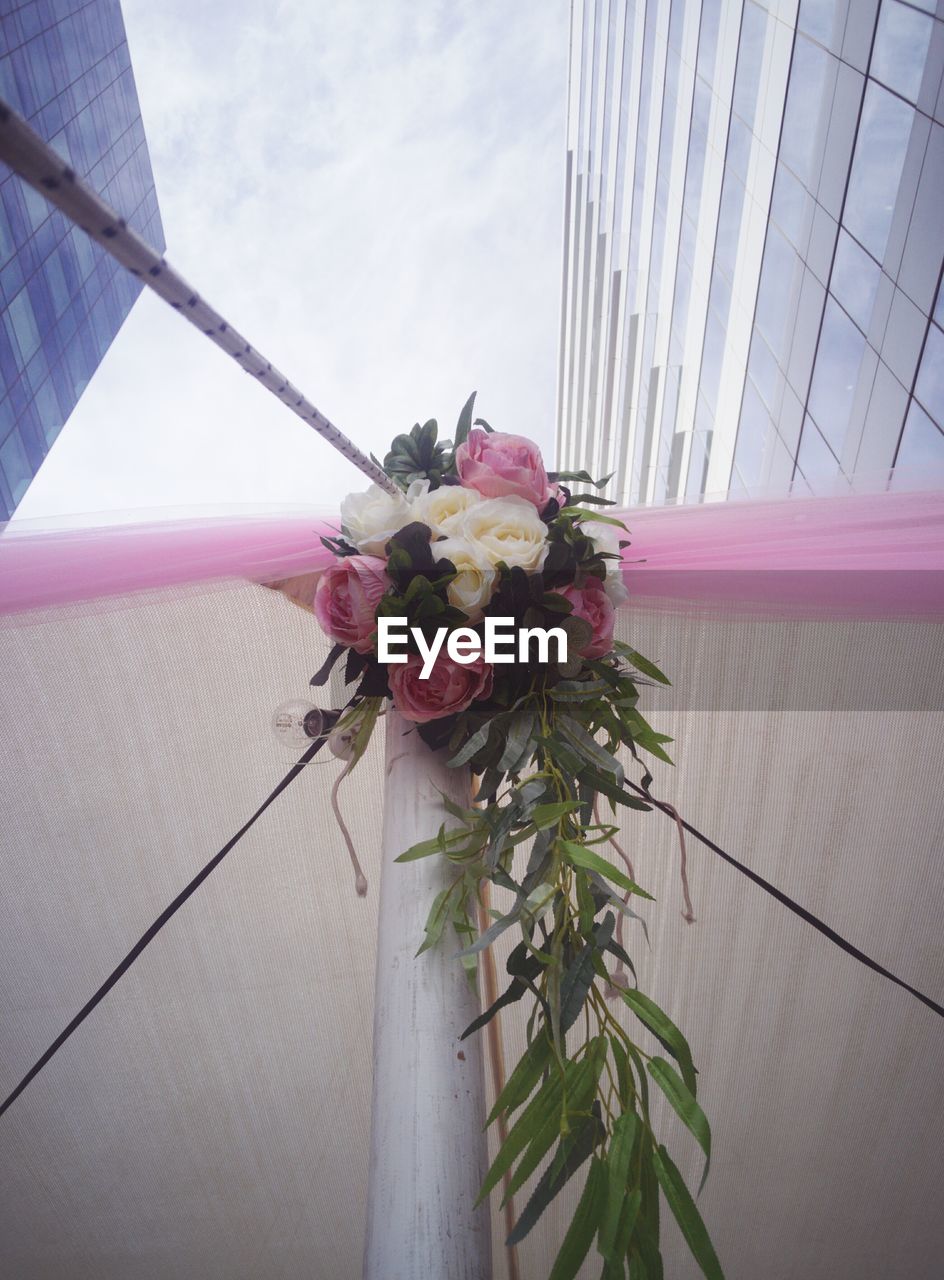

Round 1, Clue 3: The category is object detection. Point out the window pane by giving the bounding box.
[797,414,840,485]
[771,163,810,246]
[780,35,830,186]
[843,82,914,261]
[808,298,866,454]
[756,225,798,359]
[871,0,933,103]
[733,379,771,487]
[914,323,943,426]
[830,230,880,333]
[732,1,767,127]
[892,400,944,486]
[798,0,843,48]
[0,424,31,504]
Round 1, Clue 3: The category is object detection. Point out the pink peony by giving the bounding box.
[557,579,615,660]
[314,555,389,654]
[455,429,556,509]
[389,650,494,724]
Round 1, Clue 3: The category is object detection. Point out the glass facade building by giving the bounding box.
[557,0,944,504]
[0,0,163,519]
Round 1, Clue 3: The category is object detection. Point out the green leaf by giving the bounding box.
[560,840,654,899]
[394,825,473,862]
[456,908,521,958]
[448,719,494,767]
[564,507,627,527]
[647,1058,711,1192]
[567,492,617,506]
[620,990,696,1096]
[559,718,625,786]
[550,468,614,489]
[498,706,536,772]
[502,1055,591,1204]
[548,1155,608,1280]
[559,917,615,1034]
[506,1109,604,1245]
[609,1036,633,1108]
[530,800,582,829]
[549,678,610,702]
[652,1145,724,1279]
[477,1068,565,1204]
[416,886,452,955]
[488,1033,551,1123]
[454,390,477,449]
[618,646,671,686]
[598,1111,640,1260]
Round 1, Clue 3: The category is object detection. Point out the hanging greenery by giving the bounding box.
[313,394,723,1279]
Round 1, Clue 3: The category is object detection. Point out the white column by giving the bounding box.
[362,709,493,1280]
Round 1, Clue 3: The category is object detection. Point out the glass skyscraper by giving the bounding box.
[557,0,944,504]
[0,0,163,519]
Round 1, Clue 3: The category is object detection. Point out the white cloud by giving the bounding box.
[16,0,568,521]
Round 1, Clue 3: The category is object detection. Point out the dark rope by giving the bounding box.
[627,780,944,1021]
[0,724,339,1120]
[3,729,939,1122]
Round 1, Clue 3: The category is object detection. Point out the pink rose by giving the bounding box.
[389,650,494,723]
[314,555,389,654]
[557,579,615,659]
[455,429,556,509]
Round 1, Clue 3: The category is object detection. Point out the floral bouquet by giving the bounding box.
[312,395,722,1280]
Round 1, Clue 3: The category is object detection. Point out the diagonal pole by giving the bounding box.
[0,97,398,496]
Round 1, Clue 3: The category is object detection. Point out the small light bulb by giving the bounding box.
[272,699,325,751]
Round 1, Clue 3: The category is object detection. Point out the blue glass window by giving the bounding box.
[843,82,914,262]
[798,0,843,49]
[733,2,767,127]
[871,0,933,104]
[733,379,772,488]
[748,333,781,410]
[780,35,830,186]
[715,175,745,282]
[914,323,943,427]
[696,0,722,84]
[771,164,810,247]
[796,415,840,485]
[0,424,31,504]
[756,226,798,360]
[808,299,866,454]
[892,400,944,484]
[5,287,41,362]
[830,231,881,333]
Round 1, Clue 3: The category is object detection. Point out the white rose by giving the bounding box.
[435,536,498,622]
[341,483,413,556]
[587,518,629,607]
[410,483,482,535]
[456,495,548,573]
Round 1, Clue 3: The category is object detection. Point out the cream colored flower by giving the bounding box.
[410,483,482,535]
[435,536,498,622]
[455,495,549,573]
[341,483,412,556]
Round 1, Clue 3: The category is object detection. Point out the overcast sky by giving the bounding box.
[16,0,569,522]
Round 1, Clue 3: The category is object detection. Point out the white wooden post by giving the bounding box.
[363,708,492,1280]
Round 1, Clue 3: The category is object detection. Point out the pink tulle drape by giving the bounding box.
[1,490,942,620]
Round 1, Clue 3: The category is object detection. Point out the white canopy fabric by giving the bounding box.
[1,580,942,1278]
